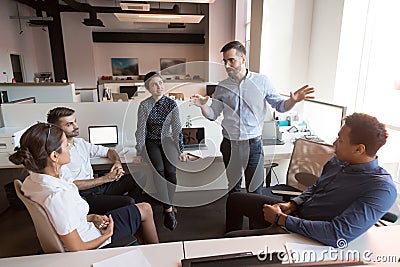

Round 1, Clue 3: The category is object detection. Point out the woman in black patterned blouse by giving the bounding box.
[134,71,189,231]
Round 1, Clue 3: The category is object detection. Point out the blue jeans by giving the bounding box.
[220,137,264,194]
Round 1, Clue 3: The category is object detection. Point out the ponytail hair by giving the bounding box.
[9,123,64,172]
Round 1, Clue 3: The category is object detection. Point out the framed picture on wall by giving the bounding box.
[111,58,139,76]
[160,58,186,75]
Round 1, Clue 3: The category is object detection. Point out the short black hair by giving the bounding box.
[220,41,246,55]
[144,71,162,89]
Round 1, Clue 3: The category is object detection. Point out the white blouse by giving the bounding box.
[21,172,111,248]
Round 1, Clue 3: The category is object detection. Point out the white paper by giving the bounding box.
[92,249,151,267]
[187,149,222,159]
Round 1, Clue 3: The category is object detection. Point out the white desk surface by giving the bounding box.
[0,241,184,267]
[183,225,400,265]
[1,226,399,266]
[183,232,319,259]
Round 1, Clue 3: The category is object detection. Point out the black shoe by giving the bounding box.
[163,210,177,231]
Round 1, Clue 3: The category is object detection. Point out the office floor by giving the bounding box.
[0,190,230,259]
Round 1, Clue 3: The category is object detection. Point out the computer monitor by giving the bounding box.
[112,93,129,102]
[88,125,118,146]
[182,127,206,148]
[206,84,217,97]
[6,97,36,104]
[120,86,138,98]
[302,99,347,144]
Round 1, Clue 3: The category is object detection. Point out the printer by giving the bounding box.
[0,127,28,153]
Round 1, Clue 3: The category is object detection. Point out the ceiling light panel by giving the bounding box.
[120,2,150,11]
[114,13,204,23]
[120,0,215,3]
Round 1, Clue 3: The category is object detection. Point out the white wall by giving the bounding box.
[0,0,52,83]
[334,0,370,111]
[307,0,344,102]
[207,0,235,83]
[93,43,205,78]
[260,0,313,94]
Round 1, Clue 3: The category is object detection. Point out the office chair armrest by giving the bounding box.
[271,190,302,197]
[381,212,398,223]
[101,235,137,249]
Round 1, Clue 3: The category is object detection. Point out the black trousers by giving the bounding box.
[80,172,145,214]
[225,192,282,233]
[145,139,178,209]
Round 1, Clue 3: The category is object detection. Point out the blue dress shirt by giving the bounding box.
[286,157,397,247]
[208,71,286,140]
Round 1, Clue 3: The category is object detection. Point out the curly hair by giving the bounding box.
[344,113,388,157]
[9,123,64,172]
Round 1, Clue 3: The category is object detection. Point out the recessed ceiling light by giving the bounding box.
[119,0,215,3]
[114,13,204,23]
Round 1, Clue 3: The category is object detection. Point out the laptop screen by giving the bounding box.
[88,125,118,146]
[120,86,138,98]
[182,127,205,146]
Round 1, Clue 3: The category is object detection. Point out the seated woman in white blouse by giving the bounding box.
[9,123,159,251]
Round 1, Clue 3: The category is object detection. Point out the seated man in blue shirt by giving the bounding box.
[225,113,397,247]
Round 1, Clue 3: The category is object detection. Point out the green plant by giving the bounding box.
[185,115,192,128]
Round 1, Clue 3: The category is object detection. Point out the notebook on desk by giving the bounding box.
[182,127,207,150]
[88,125,118,147]
[262,121,285,146]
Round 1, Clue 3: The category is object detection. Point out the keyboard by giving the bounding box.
[262,139,285,146]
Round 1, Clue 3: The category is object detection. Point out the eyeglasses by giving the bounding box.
[222,56,241,65]
[149,79,164,89]
[44,123,52,154]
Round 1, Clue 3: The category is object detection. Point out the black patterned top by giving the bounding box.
[135,95,183,155]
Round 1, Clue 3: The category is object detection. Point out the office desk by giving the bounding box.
[183,233,319,260]
[183,226,400,265]
[0,241,184,267]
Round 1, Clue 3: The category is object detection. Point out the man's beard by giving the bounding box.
[66,130,79,138]
[226,67,239,78]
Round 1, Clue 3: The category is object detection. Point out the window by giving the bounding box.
[338,0,400,180]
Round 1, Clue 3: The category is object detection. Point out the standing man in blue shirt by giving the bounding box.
[225,113,397,247]
[192,41,314,193]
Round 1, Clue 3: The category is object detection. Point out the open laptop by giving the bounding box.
[88,125,118,147]
[182,127,207,150]
[262,121,285,146]
[120,86,138,99]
